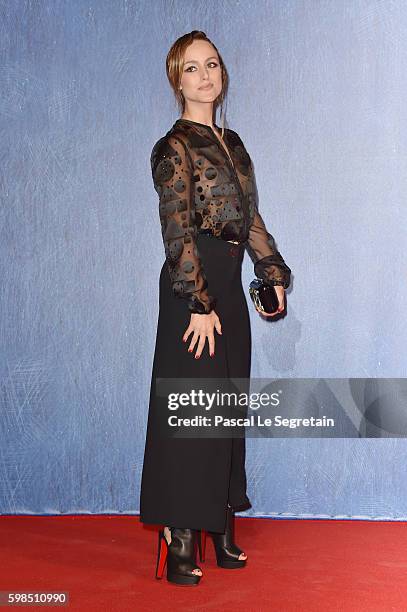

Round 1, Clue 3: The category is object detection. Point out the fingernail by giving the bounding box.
[195,355,200,360]
[210,353,214,358]
[188,349,192,353]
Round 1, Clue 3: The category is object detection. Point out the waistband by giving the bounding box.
[198,229,240,244]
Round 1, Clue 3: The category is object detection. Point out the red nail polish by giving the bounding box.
[195,355,200,359]
[210,353,214,358]
[188,349,192,353]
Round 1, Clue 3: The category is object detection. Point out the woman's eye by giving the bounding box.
[185,62,218,72]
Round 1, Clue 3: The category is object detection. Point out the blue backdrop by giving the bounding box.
[1,0,406,519]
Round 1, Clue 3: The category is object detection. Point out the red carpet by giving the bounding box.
[0,515,406,611]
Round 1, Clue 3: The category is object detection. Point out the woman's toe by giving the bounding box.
[239,552,247,560]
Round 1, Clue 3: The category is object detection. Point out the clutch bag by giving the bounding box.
[249,279,279,314]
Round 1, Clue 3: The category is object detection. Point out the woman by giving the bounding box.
[139,31,291,586]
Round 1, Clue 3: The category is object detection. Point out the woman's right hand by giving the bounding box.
[183,311,222,359]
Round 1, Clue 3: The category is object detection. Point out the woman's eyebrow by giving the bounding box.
[184,56,218,65]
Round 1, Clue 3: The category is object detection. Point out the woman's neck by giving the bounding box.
[180,112,214,128]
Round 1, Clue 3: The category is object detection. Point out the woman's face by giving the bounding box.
[180,40,222,105]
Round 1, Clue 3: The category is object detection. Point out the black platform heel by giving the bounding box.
[155,527,202,585]
[199,504,247,569]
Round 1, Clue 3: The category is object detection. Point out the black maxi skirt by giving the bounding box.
[139,234,252,533]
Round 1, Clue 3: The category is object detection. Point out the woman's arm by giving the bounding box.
[150,133,217,314]
[245,206,292,290]
[243,151,291,290]
[246,204,291,317]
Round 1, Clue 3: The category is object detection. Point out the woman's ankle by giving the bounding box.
[163,526,171,545]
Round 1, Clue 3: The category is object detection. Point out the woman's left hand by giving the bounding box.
[255,286,286,318]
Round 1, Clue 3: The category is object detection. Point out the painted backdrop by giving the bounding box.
[1,0,406,519]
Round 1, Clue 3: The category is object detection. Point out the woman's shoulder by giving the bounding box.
[150,126,189,170]
[225,127,252,165]
[151,126,186,157]
[225,126,246,147]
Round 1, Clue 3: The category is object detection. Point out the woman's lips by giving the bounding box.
[199,83,213,90]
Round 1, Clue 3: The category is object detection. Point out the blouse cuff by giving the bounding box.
[254,256,292,290]
[188,296,217,315]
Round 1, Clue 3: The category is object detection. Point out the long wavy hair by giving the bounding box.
[166,30,229,138]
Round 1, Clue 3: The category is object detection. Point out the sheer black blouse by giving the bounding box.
[150,118,291,315]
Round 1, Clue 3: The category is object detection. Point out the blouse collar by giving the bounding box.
[174,118,224,136]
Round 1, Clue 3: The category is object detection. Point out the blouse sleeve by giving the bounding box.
[150,133,217,314]
[245,168,292,290]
